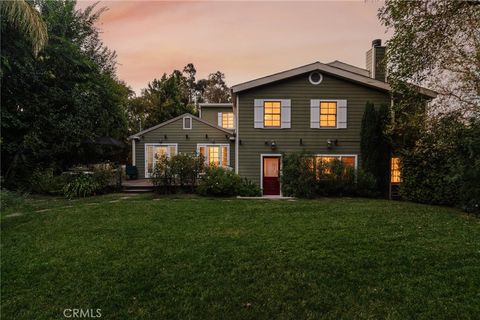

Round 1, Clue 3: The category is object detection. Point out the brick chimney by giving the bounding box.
[366,39,386,82]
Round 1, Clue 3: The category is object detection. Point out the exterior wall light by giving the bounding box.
[270,141,277,150]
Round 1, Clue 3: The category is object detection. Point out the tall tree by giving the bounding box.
[360,102,391,195]
[1,0,128,186]
[0,0,48,55]
[379,0,480,117]
[203,71,231,103]
[142,71,195,129]
[183,63,196,104]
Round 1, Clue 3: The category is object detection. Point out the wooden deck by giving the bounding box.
[122,179,154,192]
[122,179,153,187]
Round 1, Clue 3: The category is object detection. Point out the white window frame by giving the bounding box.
[218,112,235,129]
[197,143,230,168]
[318,100,338,129]
[144,143,178,178]
[183,116,192,130]
[310,99,347,129]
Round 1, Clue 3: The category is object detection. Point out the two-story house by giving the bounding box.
[129,39,436,196]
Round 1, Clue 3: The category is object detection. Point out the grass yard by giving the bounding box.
[1,193,479,319]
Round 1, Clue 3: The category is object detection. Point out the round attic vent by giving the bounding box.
[309,71,323,85]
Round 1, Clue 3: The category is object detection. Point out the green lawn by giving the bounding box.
[1,193,479,319]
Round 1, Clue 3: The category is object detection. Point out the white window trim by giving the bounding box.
[261,99,291,129]
[197,143,230,168]
[314,154,358,170]
[144,143,178,178]
[263,100,282,129]
[183,116,192,130]
[260,154,283,196]
[317,99,339,129]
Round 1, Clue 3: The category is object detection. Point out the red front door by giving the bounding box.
[263,157,280,195]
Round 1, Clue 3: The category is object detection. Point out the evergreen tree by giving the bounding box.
[360,102,391,195]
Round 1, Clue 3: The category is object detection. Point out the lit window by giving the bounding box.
[264,101,281,127]
[198,145,229,167]
[391,157,401,183]
[208,146,219,166]
[145,144,177,177]
[221,112,234,129]
[320,101,337,127]
[314,155,355,177]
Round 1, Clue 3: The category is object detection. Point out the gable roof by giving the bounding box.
[231,61,436,98]
[128,113,234,140]
[327,60,370,77]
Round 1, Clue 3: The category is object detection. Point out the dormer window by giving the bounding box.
[183,116,192,130]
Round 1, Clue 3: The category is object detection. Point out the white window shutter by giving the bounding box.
[254,99,264,128]
[310,99,320,128]
[281,99,291,129]
[217,112,222,127]
[337,100,347,128]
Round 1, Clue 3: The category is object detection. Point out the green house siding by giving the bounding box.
[237,72,390,186]
[135,117,235,178]
[200,106,233,127]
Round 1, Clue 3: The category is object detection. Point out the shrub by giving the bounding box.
[281,151,317,198]
[29,168,68,195]
[62,168,114,199]
[197,166,242,197]
[399,115,480,212]
[281,151,383,199]
[0,189,28,210]
[151,154,204,193]
[238,178,262,197]
[316,159,356,197]
[355,170,380,198]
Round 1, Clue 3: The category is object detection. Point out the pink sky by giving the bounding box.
[76,1,391,94]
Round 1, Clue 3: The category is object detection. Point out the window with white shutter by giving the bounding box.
[254,99,291,129]
[310,99,347,129]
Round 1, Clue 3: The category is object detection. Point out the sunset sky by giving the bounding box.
[76,1,391,94]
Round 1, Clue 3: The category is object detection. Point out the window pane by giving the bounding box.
[208,146,219,166]
[391,157,401,183]
[169,146,177,156]
[146,146,153,173]
[264,101,281,127]
[222,146,228,167]
[199,146,205,157]
[222,112,234,129]
[319,101,337,127]
[264,158,279,177]
[341,156,355,168]
[155,146,167,159]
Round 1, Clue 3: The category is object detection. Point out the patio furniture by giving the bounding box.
[126,165,138,180]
